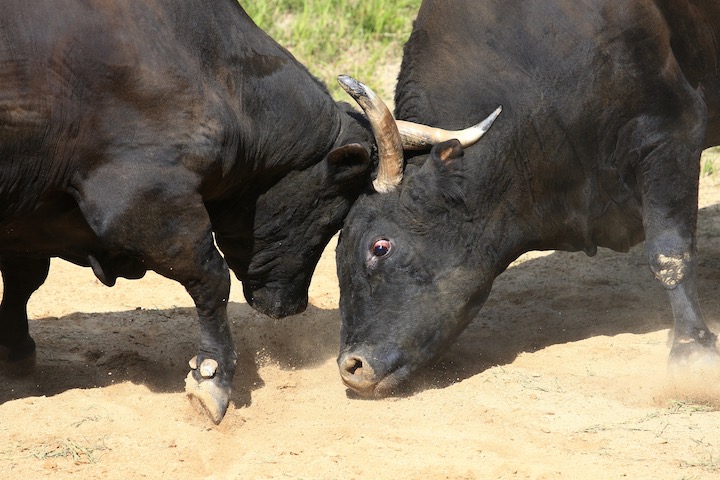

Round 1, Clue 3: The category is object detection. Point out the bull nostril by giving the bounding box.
[345,357,363,376]
[339,354,380,397]
[342,356,363,375]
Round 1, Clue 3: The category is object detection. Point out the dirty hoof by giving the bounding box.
[184,370,231,424]
[669,338,720,371]
[667,340,720,398]
[668,352,720,379]
[0,342,37,377]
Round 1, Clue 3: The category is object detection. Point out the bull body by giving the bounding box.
[0,0,380,422]
[337,0,720,396]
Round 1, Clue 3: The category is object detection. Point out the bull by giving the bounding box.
[0,0,479,422]
[336,0,720,397]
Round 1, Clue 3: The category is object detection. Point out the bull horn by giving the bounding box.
[337,75,404,193]
[396,106,503,150]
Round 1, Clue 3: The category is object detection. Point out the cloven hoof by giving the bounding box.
[184,371,231,424]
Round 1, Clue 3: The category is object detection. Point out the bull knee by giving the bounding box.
[649,252,691,289]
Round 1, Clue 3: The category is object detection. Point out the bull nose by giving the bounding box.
[244,286,308,319]
[338,353,378,397]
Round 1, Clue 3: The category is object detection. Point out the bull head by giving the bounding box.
[337,75,502,192]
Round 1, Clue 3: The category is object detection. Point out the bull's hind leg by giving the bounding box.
[0,256,50,374]
[639,141,719,373]
[77,167,236,423]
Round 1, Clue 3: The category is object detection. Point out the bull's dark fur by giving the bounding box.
[0,0,376,421]
[337,0,720,396]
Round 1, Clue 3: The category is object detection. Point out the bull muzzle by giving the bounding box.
[338,353,378,397]
[337,345,407,398]
[243,283,308,319]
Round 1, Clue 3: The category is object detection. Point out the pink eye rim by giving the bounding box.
[371,238,391,257]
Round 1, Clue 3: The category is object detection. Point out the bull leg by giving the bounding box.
[0,256,50,374]
[648,237,720,375]
[76,168,236,423]
[640,143,719,373]
[175,234,237,424]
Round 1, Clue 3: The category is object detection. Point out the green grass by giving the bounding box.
[702,146,720,178]
[242,0,421,101]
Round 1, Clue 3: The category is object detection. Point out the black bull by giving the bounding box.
[0,0,481,423]
[337,0,720,397]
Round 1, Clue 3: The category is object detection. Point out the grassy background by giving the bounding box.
[702,147,720,178]
[242,0,420,101]
[242,0,720,176]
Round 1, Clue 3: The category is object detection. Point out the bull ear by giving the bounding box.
[432,139,464,166]
[325,143,372,185]
[428,139,466,205]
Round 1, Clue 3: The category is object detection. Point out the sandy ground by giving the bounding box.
[2,178,720,479]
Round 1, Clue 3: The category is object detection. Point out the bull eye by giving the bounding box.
[371,238,391,257]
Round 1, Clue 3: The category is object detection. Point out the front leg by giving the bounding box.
[664,272,718,366]
[77,165,237,423]
[646,237,718,365]
[640,142,719,374]
[180,232,238,424]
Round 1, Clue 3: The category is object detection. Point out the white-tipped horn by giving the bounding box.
[338,75,404,193]
[397,106,502,150]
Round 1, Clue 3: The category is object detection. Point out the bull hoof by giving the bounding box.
[669,337,720,368]
[184,370,231,424]
[667,339,720,396]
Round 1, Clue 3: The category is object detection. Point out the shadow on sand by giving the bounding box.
[0,302,340,408]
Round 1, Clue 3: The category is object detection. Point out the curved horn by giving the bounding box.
[396,106,503,150]
[337,75,404,193]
